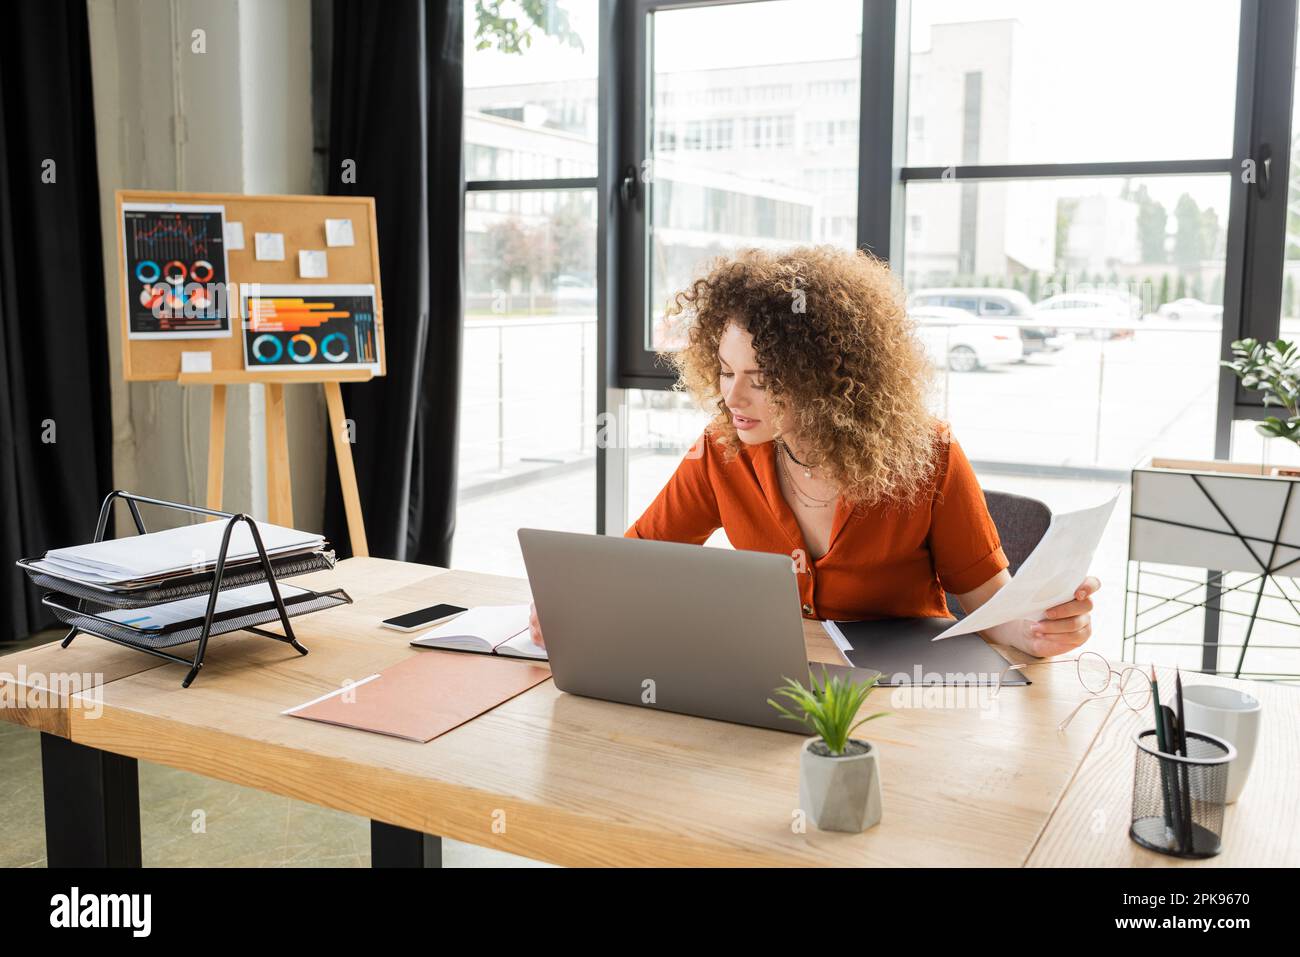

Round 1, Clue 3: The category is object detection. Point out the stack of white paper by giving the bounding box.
[100,583,309,632]
[32,521,325,589]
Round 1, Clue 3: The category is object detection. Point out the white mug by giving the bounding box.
[1181,684,1261,804]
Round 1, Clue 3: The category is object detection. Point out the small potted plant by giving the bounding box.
[1222,337,1300,476]
[769,668,889,833]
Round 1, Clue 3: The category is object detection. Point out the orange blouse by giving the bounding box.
[625,429,1008,622]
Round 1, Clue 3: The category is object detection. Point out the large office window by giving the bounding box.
[889,0,1258,666]
[900,0,1242,475]
[456,0,600,576]
[457,1,1300,664]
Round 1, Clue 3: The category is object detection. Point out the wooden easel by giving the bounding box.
[196,372,370,555]
[116,190,386,556]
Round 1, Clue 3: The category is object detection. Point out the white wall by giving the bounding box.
[87,0,325,530]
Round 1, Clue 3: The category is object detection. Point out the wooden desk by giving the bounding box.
[1028,672,1299,867]
[3,557,1295,867]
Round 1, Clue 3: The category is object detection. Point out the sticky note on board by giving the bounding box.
[255,232,285,261]
[181,351,213,374]
[224,221,245,250]
[325,218,355,247]
[298,250,328,279]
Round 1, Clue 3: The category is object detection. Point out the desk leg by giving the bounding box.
[40,733,142,868]
[370,820,442,868]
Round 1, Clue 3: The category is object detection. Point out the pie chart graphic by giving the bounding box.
[241,286,378,371]
[123,203,229,338]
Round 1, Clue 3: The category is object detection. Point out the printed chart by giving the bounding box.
[241,284,380,372]
[122,202,231,339]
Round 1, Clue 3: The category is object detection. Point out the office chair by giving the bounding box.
[945,489,1052,619]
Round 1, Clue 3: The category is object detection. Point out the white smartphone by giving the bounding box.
[380,603,467,633]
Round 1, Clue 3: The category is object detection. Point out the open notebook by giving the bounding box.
[409,604,546,661]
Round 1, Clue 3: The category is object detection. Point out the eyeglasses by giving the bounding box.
[994,651,1152,732]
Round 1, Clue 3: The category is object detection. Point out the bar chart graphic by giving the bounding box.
[241,284,380,372]
[122,202,231,339]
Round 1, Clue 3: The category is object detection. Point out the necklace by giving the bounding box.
[778,438,817,479]
[776,444,836,509]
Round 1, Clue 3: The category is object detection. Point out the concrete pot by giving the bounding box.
[799,737,882,833]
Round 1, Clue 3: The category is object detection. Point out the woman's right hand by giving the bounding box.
[528,601,545,648]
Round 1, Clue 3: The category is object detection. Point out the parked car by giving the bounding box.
[911,306,1024,371]
[1157,298,1223,322]
[907,287,1064,353]
[553,273,597,308]
[1035,292,1136,339]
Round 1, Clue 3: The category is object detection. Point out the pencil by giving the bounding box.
[1175,668,1193,850]
[1151,665,1177,838]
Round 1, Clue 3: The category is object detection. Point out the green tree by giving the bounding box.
[546,195,595,280]
[486,218,541,294]
[1136,277,1154,313]
[1056,198,1078,272]
[1201,207,1222,261]
[1174,193,1205,269]
[1175,274,1187,299]
[1159,273,1171,306]
[1134,184,1168,263]
[474,0,584,54]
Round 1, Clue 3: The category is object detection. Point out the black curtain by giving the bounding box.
[0,1,113,643]
[323,0,463,565]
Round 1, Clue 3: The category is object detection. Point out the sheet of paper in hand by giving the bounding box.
[932,488,1120,641]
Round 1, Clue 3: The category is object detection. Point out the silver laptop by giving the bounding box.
[517,528,816,733]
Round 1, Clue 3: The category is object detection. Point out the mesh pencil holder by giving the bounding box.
[1129,728,1236,859]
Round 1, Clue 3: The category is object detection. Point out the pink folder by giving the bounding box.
[286,650,551,742]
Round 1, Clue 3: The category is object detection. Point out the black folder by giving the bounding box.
[824,617,1029,687]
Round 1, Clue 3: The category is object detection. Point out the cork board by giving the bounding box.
[115,189,386,382]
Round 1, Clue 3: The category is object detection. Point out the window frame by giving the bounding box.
[1218,0,1298,437]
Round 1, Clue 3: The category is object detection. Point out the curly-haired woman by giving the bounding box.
[529,246,1098,656]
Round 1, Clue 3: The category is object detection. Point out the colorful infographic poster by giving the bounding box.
[241,284,381,373]
[122,202,232,339]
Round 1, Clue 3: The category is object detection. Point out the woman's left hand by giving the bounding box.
[1016,576,1100,657]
